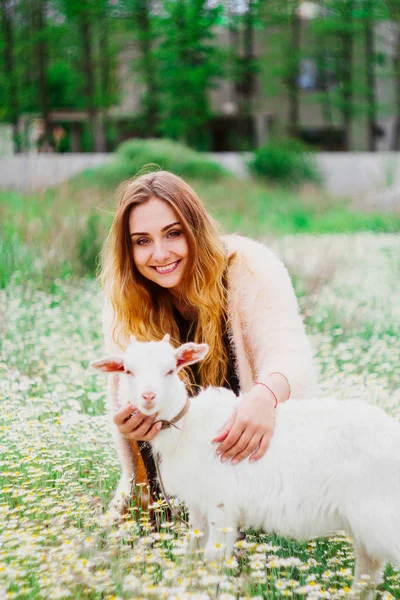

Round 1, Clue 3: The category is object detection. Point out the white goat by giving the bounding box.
[92,336,400,593]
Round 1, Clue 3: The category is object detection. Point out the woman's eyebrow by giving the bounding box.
[130,221,181,237]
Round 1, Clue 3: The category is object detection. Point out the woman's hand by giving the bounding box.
[113,404,162,442]
[212,387,276,464]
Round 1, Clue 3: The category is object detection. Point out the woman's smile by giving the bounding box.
[151,259,181,274]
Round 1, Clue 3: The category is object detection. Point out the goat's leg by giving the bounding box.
[107,423,136,520]
[353,544,384,600]
[104,374,136,521]
[204,504,237,561]
[187,506,209,553]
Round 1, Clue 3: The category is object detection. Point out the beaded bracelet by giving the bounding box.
[253,381,278,408]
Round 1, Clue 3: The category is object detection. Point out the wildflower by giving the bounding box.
[189,529,204,538]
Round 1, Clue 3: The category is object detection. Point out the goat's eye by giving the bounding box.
[125,369,134,376]
[166,369,174,376]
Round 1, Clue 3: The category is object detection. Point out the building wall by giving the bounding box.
[115,20,397,151]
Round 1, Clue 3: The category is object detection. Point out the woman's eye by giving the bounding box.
[166,370,174,376]
[136,238,150,246]
[167,230,181,239]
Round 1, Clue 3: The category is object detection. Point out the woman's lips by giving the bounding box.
[151,260,181,274]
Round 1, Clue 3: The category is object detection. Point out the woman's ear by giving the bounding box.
[174,343,209,371]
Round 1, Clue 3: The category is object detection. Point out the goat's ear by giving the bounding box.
[174,343,209,371]
[90,356,125,373]
[162,333,170,343]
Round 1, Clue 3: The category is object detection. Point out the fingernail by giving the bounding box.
[216,451,222,456]
[221,456,229,463]
[132,409,139,416]
[157,423,162,430]
[231,458,239,465]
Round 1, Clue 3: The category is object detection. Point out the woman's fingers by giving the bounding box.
[118,411,149,435]
[113,405,160,440]
[215,418,247,456]
[113,404,137,427]
[230,433,263,464]
[249,434,270,462]
[219,428,255,463]
[212,413,236,443]
[139,422,163,442]
[124,414,158,439]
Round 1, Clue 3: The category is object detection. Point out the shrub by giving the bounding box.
[76,210,104,277]
[77,160,136,189]
[75,138,228,190]
[116,138,228,181]
[249,138,320,185]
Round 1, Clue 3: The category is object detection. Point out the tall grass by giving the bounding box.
[1,163,400,290]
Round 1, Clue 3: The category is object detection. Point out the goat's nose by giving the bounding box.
[142,392,156,403]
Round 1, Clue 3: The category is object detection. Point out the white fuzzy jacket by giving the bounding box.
[103,234,318,399]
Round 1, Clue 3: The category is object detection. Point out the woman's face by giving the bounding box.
[129,197,189,292]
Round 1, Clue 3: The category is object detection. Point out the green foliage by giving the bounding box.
[117,138,227,179]
[76,210,102,277]
[249,138,321,185]
[156,0,222,150]
[78,138,228,188]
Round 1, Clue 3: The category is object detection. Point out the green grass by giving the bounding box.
[0,235,399,599]
[1,146,400,598]
[2,172,400,291]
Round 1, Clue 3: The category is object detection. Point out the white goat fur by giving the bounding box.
[92,338,400,590]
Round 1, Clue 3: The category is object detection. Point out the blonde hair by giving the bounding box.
[100,171,230,389]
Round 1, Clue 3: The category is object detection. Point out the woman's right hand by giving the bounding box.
[113,404,162,442]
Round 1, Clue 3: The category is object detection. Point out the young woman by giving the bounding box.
[101,170,318,506]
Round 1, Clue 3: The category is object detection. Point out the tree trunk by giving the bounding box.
[341,1,354,151]
[365,9,377,151]
[287,2,300,138]
[0,0,20,152]
[80,12,104,151]
[99,14,110,150]
[243,2,255,116]
[392,27,400,150]
[318,41,333,127]
[133,0,159,137]
[36,0,53,151]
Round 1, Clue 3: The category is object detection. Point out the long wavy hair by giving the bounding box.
[100,170,230,389]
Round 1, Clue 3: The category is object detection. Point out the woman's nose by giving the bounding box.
[152,242,170,263]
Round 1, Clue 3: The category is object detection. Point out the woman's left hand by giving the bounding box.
[212,387,276,464]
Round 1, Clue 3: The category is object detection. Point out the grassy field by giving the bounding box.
[1,168,400,599]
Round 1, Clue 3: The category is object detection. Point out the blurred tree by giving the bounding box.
[335,0,355,151]
[287,0,301,138]
[224,0,262,147]
[363,0,378,151]
[34,0,54,149]
[157,0,222,150]
[126,0,161,137]
[0,0,20,151]
[61,0,114,151]
[259,0,304,139]
[386,0,400,149]
[311,0,362,151]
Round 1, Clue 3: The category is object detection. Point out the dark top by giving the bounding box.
[138,306,240,500]
[172,306,240,397]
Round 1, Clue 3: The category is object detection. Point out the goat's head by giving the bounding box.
[91,335,209,416]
